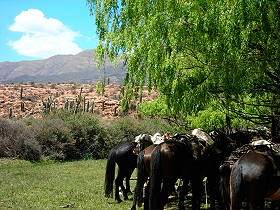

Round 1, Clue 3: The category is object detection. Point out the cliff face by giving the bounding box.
[0,50,126,84]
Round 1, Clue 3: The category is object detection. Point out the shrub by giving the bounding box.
[32,110,110,160]
[31,118,71,159]
[0,118,41,161]
[105,116,185,146]
[66,112,109,159]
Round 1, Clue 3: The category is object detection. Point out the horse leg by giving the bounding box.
[126,167,135,195]
[207,175,219,210]
[230,192,242,210]
[115,168,125,202]
[191,178,203,210]
[178,178,189,210]
[160,179,177,210]
[144,180,150,210]
[131,173,148,210]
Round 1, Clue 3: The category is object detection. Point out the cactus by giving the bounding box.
[69,100,75,110]
[83,96,86,112]
[86,100,90,112]
[90,101,95,113]
[20,102,25,112]
[42,97,54,114]
[74,103,79,114]
[20,87,23,100]
[102,101,105,111]
[113,106,117,116]
[64,99,69,110]
[8,107,13,118]
[74,88,83,113]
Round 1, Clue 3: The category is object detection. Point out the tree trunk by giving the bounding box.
[271,111,280,143]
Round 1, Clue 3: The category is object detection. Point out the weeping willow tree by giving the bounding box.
[87,0,280,141]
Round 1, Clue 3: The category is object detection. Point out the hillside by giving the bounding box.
[0,50,126,84]
[0,83,157,120]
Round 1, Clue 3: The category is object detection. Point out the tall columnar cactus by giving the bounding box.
[90,101,95,113]
[102,101,105,111]
[83,96,86,112]
[20,102,25,112]
[86,100,90,112]
[20,87,23,100]
[8,107,13,119]
[74,87,83,113]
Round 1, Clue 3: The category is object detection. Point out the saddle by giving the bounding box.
[225,140,280,176]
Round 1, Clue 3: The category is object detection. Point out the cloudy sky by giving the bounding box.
[0,0,98,62]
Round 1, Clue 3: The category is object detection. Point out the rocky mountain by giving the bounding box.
[0,50,126,84]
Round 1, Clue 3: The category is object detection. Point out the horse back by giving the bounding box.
[114,141,137,166]
[233,151,280,201]
[158,141,193,177]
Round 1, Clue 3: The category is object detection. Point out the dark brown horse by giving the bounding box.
[104,137,152,203]
[221,151,280,210]
[148,130,235,210]
[131,144,157,210]
[149,138,194,210]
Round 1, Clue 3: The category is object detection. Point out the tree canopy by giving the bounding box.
[87,0,280,138]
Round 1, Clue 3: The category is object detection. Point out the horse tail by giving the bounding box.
[230,162,243,209]
[149,146,162,210]
[104,148,116,198]
[219,163,231,210]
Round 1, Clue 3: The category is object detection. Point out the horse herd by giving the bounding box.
[104,128,280,210]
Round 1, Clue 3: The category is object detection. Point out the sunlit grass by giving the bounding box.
[0,158,226,210]
[0,159,136,209]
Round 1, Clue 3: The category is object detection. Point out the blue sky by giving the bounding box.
[0,0,98,62]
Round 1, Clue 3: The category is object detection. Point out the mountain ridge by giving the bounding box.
[0,50,126,84]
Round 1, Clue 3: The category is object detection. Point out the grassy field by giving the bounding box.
[0,158,221,210]
[0,159,138,210]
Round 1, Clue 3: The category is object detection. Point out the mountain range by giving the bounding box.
[0,50,126,84]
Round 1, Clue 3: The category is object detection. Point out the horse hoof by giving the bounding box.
[116,199,123,203]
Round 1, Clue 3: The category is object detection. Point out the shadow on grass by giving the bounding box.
[164,195,275,210]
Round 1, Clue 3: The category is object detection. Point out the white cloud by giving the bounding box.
[8,9,82,59]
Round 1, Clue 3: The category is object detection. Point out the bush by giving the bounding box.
[0,118,41,161]
[105,116,185,147]
[1,109,186,161]
[66,112,109,159]
[31,110,110,160]
[31,118,71,159]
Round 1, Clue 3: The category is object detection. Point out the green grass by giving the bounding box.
[0,159,216,210]
[0,159,137,210]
